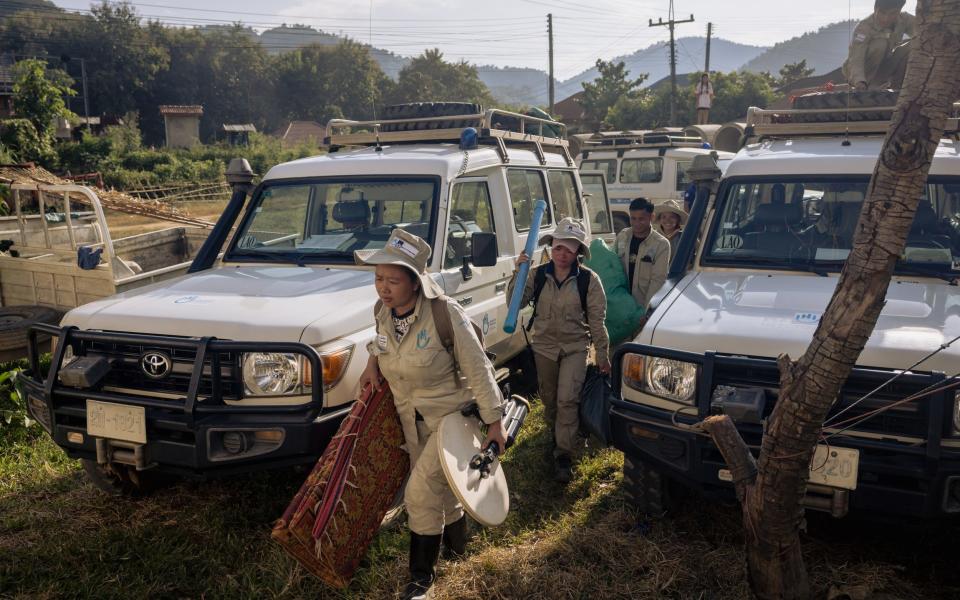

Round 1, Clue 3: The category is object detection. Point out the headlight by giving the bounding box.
[242,353,304,396]
[953,391,960,435]
[304,342,355,392]
[622,353,697,404]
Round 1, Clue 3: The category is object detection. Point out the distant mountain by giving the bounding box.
[554,37,768,101]
[739,20,855,78]
[0,0,57,18]
[475,65,549,106]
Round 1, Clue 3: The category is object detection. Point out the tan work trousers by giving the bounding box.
[535,350,588,458]
[404,420,464,535]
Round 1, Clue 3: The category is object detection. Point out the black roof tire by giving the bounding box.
[0,305,62,352]
[623,454,677,517]
[81,459,175,497]
[792,90,899,123]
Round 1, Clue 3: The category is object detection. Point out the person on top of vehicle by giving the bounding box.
[843,0,915,91]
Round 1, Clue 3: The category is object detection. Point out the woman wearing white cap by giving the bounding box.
[654,199,688,259]
[510,217,610,483]
[355,228,505,600]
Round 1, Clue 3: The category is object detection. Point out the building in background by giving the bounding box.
[159,105,203,148]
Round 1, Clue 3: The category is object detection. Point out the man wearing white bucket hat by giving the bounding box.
[510,217,610,483]
[356,229,505,600]
[654,199,688,259]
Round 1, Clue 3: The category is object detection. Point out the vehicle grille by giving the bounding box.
[711,358,936,439]
[84,339,243,401]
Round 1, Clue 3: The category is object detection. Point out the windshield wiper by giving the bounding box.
[719,256,835,277]
[229,250,351,267]
[894,263,959,285]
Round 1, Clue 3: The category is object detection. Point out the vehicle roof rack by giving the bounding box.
[744,104,960,141]
[323,108,572,165]
[581,130,705,151]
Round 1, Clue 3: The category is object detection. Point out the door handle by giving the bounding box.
[458,296,473,306]
[495,282,507,293]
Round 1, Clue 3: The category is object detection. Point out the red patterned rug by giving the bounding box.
[272,383,409,588]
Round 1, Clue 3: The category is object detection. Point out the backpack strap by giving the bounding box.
[526,266,592,330]
[431,295,456,356]
[577,267,592,324]
[525,266,548,332]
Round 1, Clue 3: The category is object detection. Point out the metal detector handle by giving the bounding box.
[504,200,547,333]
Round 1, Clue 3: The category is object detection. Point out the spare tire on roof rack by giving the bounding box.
[380,102,483,132]
[791,90,899,123]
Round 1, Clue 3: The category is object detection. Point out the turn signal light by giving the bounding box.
[622,354,646,391]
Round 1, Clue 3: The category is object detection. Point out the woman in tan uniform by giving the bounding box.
[356,229,504,600]
[510,218,610,483]
[654,199,688,259]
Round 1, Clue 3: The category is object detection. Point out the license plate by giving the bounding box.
[808,445,859,491]
[86,400,146,444]
[716,445,859,491]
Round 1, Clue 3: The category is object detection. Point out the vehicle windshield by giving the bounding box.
[704,179,960,275]
[227,178,438,262]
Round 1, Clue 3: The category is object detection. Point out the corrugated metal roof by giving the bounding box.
[223,123,256,132]
[159,105,203,116]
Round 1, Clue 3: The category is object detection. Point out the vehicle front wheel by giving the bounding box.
[81,459,174,497]
[622,454,676,516]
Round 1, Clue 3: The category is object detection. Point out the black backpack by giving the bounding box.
[526,266,592,331]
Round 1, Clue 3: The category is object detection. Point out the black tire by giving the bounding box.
[380,102,482,132]
[792,90,899,123]
[81,459,174,497]
[623,454,672,516]
[0,305,61,351]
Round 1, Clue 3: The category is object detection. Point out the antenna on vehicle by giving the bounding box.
[842,0,853,146]
[369,0,382,153]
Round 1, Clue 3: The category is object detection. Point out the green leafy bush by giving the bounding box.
[0,355,50,447]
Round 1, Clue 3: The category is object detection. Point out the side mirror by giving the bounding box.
[470,232,498,267]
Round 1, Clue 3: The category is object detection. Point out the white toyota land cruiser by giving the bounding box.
[611,102,960,519]
[20,103,614,494]
[576,131,734,231]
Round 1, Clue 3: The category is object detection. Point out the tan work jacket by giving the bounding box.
[370,295,503,452]
[507,263,610,366]
[843,11,915,88]
[615,227,670,309]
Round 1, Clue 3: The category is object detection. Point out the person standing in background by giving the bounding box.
[694,73,714,125]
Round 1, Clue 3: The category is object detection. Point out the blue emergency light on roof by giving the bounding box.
[460,127,479,150]
[701,142,712,149]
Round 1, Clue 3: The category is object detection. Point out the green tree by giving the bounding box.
[777,59,816,88]
[580,59,647,131]
[391,48,494,106]
[273,40,388,124]
[11,58,75,141]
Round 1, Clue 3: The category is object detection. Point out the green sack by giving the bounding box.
[584,238,645,344]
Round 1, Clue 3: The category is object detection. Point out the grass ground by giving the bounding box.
[104,198,230,238]
[2,400,959,599]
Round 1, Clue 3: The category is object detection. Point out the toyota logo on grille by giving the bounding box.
[140,351,172,379]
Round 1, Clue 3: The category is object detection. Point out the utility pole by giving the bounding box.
[547,13,555,115]
[705,22,712,74]
[649,1,694,125]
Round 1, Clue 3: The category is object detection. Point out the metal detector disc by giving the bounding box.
[437,412,509,527]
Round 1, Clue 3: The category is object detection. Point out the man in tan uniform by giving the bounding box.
[843,0,915,91]
[356,229,504,600]
[615,198,671,310]
[510,218,610,482]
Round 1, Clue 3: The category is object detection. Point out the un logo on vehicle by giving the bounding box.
[140,351,172,379]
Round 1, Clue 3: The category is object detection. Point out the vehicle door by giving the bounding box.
[579,171,616,242]
[438,177,516,355]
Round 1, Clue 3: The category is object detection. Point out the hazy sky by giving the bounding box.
[51,0,879,78]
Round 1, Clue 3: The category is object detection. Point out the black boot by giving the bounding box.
[402,532,442,600]
[441,515,469,560]
[555,454,573,484]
